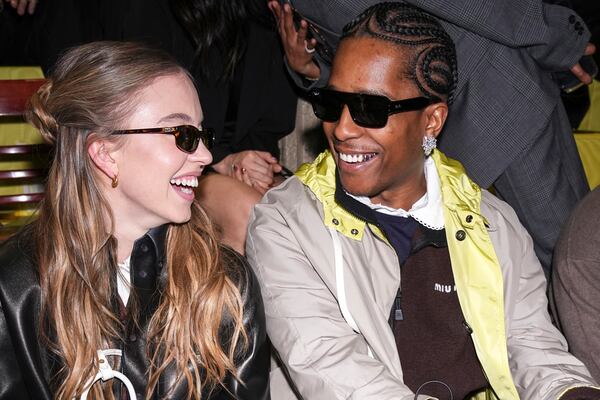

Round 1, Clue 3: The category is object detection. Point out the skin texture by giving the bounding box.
[323,37,448,211]
[4,0,37,15]
[89,72,213,261]
[268,0,320,80]
[212,149,282,194]
[570,43,597,84]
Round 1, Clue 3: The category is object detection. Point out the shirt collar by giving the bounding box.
[347,157,444,230]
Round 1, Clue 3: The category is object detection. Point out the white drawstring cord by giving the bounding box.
[329,227,374,358]
[79,349,136,399]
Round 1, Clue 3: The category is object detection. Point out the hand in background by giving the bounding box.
[268,0,321,80]
[213,150,283,194]
[4,0,37,15]
[570,43,597,85]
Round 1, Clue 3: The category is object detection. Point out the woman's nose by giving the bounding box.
[190,141,213,165]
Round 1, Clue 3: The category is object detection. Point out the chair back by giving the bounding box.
[0,79,46,116]
[0,77,50,238]
[575,80,600,189]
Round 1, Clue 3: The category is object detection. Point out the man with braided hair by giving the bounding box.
[269,0,596,277]
[247,3,600,400]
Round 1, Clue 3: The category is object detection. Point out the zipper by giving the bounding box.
[331,208,406,329]
[394,289,404,321]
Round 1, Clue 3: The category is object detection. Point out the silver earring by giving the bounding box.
[422,135,436,156]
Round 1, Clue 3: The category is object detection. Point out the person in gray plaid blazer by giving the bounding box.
[270,0,595,277]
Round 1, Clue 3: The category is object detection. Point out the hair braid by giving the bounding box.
[342,1,457,103]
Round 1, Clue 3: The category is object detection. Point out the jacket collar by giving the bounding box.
[130,225,168,285]
[128,225,168,327]
[346,156,445,230]
[144,224,168,268]
[334,171,447,252]
[296,150,491,234]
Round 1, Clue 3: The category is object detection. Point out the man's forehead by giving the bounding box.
[330,39,416,99]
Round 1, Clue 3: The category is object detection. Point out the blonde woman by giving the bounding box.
[0,41,269,399]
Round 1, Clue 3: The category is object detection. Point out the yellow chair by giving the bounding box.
[578,80,600,132]
[0,67,45,194]
[0,67,48,238]
[0,66,45,146]
[575,80,600,189]
[575,133,600,189]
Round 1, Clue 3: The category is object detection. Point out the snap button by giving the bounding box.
[463,321,473,334]
[574,21,582,30]
[351,228,358,235]
[129,334,137,342]
[140,243,149,252]
[569,15,576,24]
[455,230,466,241]
[465,215,473,223]
[138,270,148,279]
[332,218,339,225]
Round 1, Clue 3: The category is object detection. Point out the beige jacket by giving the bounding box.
[246,150,597,400]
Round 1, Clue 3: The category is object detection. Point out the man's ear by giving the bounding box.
[424,102,448,139]
[87,139,118,182]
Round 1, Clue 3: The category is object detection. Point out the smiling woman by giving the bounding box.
[92,72,213,240]
[0,41,269,400]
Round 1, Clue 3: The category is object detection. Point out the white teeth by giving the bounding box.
[339,152,375,164]
[170,176,199,188]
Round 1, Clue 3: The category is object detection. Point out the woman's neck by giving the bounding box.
[112,225,148,264]
[115,238,134,264]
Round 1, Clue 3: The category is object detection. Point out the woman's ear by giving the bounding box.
[424,102,448,139]
[88,139,118,182]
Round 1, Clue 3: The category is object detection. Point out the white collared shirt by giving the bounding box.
[347,157,444,230]
[117,257,131,305]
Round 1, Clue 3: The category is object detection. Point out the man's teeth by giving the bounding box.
[339,153,375,163]
[170,177,199,188]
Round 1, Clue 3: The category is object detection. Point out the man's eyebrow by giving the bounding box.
[327,85,394,98]
[157,113,194,124]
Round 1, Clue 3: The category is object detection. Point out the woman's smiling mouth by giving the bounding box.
[170,175,198,199]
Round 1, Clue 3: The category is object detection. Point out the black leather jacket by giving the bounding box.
[0,225,270,399]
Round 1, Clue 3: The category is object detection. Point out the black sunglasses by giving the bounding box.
[308,88,440,128]
[112,125,215,153]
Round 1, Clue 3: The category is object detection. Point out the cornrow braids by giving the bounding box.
[342,2,457,103]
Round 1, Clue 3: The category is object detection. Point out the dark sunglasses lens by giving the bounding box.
[311,90,343,122]
[172,126,197,153]
[199,128,215,150]
[349,95,389,128]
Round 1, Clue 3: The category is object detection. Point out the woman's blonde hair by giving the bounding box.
[26,41,246,399]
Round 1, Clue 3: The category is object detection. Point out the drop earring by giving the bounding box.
[111,174,119,188]
[422,135,436,157]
